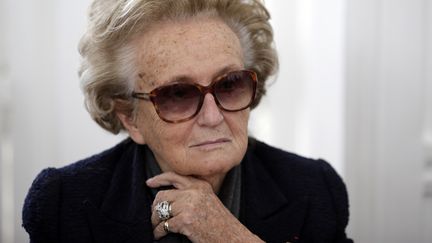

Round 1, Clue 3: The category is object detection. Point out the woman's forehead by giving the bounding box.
[133,17,244,88]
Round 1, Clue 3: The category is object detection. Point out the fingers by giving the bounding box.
[146,171,194,190]
[153,216,187,240]
[153,219,169,240]
[148,172,217,241]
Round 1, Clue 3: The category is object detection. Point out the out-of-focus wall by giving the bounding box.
[1,0,125,242]
[346,0,432,242]
[251,0,346,174]
[0,0,8,241]
[3,0,431,242]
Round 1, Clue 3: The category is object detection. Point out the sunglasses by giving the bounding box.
[131,70,258,123]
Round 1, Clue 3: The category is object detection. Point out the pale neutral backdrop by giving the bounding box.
[0,0,431,242]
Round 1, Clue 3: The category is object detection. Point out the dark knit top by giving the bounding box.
[22,138,353,243]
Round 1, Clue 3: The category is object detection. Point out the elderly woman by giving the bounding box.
[23,0,352,242]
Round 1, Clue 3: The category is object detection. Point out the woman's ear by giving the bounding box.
[115,100,146,145]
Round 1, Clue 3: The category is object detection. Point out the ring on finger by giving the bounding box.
[163,220,170,233]
[168,203,172,217]
[155,201,172,220]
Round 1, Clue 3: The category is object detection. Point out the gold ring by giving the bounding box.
[163,220,170,233]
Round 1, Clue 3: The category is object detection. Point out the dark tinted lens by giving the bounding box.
[152,83,201,121]
[214,71,255,111]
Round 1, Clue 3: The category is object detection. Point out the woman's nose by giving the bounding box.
[196,93,224,127]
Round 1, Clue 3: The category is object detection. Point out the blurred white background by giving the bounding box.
[0,0,431,242]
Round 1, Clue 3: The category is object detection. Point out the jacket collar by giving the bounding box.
[84,141,154,243]
[241,141,309,243]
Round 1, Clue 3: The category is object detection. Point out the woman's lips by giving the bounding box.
[190,138,231,147]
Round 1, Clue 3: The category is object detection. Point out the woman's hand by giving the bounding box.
[146,172,263,243]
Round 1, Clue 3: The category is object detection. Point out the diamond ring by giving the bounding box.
[155,201,172,220]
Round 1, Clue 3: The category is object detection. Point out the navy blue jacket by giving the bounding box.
[22,138,353,243]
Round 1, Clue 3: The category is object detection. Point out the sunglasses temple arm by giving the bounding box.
[132,92,151,101]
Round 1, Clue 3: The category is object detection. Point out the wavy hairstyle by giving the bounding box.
[79,0,278,134]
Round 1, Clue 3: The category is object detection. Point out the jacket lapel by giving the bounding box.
[83,139,310,242]
[84,143,154,243]
[241,147,309,243]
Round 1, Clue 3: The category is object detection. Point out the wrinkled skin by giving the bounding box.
[117,16,263,242]
[147,172,262,242]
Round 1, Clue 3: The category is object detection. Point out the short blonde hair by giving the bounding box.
[79,0,278,134]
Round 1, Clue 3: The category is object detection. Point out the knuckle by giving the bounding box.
[155,191,167,200]
[151,214,159,226]
[195,179,211,189]
[200,180,211,189]
[180,212,194,226]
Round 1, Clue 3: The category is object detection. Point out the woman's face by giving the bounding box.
[124,17,250,181]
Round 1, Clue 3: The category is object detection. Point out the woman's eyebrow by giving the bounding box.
[165,75,194,84]
[152,64,241,86]
[212,65,241,79]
